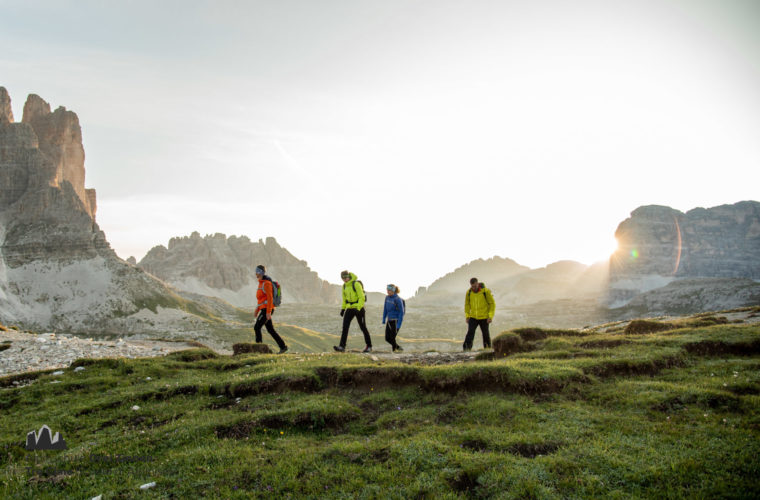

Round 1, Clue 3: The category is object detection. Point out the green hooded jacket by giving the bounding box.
[465,286,495,320]
[342,272,366,310]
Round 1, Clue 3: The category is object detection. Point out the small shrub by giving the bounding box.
[233,343,273,355]
[492,332,523,357]
[624,320,672,335]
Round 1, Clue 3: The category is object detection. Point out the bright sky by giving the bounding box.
[2,0,759,294]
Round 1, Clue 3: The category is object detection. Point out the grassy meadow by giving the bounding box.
[1,311,759,498]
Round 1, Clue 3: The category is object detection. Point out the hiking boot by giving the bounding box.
[393,345,403,352]
[333,345,346,352]
[362,346,372,353]
[463,346,472,352]
[277,346,289,354]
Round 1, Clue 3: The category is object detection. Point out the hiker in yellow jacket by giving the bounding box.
[334,270,373,353]
[463,277,495,351]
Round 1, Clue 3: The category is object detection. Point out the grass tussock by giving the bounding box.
[232,342,273,355]
[624,319,674,334]
[165,348,220,362]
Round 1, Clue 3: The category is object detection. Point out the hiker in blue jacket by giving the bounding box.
[382,284,405,352]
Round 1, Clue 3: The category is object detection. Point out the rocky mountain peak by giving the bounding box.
[21,94,51,123]
[0,87,13,124]
[138,232,339,305]
[19,93,94,219]
[0,88,106,267]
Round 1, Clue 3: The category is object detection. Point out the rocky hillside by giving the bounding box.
[137,233,340,307]
[608,201,760,307]
[0,87,232,336]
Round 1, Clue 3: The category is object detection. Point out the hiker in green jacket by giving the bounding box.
[334,270,373,353]
[463,277,495,351]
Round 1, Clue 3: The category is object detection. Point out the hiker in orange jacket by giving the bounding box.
[254,264,288,354]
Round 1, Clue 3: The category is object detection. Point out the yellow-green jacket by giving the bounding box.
[342,273,366,310]
[465,286,495,320]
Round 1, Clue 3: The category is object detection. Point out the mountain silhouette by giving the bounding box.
[25,425,67,450]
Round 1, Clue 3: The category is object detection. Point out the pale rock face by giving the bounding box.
[21,94,93,218]
[0,87,13,124]
[608,201,760,309]
[0,88,220,335]
[138,233,340,306]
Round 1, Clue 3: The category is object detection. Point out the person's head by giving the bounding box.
[255,265,266,278]
[386,284,397,296]
[341,270,351,282]
[470,277,479,292]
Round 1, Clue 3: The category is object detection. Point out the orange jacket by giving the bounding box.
[256,279,275,315]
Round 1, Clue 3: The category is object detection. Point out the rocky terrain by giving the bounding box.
[138,233,340,307]
[0,328,200,377]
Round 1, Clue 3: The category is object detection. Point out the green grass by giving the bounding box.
[1,321,759,498]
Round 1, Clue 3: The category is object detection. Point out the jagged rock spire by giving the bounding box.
[0,86,13,124]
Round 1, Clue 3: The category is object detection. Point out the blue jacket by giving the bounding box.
[382,294,405,329]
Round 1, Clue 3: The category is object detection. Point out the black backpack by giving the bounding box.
[467,283,491,306]
[345,280,368,302]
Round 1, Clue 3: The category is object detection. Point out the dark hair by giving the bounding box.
[256,264,266,273]
[469,277,478,285]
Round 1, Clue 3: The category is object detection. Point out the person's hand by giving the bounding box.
[340,309,345,317]
[266,312,272,321]
[487,318,492,324]
[465,318,470,324]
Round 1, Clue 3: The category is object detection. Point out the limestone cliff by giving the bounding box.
[0,87,228,336]
[609,201,760,306]
[0,88,106,266]
[138,233,340,306]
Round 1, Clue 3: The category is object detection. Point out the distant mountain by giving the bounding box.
[410,257,608,307]
[608,201,760,308]
[138,233,341,307]
[411,257,529,305]
[0,87,238,338]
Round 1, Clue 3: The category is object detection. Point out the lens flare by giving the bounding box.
[630,249,639,259]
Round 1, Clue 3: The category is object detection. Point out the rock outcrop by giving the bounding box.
[0,88,227,336]
[0,89,104,267]
[609,202,760,307]
[138,233,340,306]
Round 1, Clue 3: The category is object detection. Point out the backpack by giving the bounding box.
[467,283,491,306]
[345,280,368,303]
[262,276,282,307]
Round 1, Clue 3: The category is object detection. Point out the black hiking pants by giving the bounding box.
[384,320,400,349]
[340,307,372,348]
[464,318,491,350]
[254,310,287,349]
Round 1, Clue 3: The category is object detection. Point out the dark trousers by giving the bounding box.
[464,318,491,349]
[340,307,372,348]
[254,310,286,349]
[385,320,399,349]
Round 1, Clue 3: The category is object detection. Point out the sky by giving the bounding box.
[2,0,759,294]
